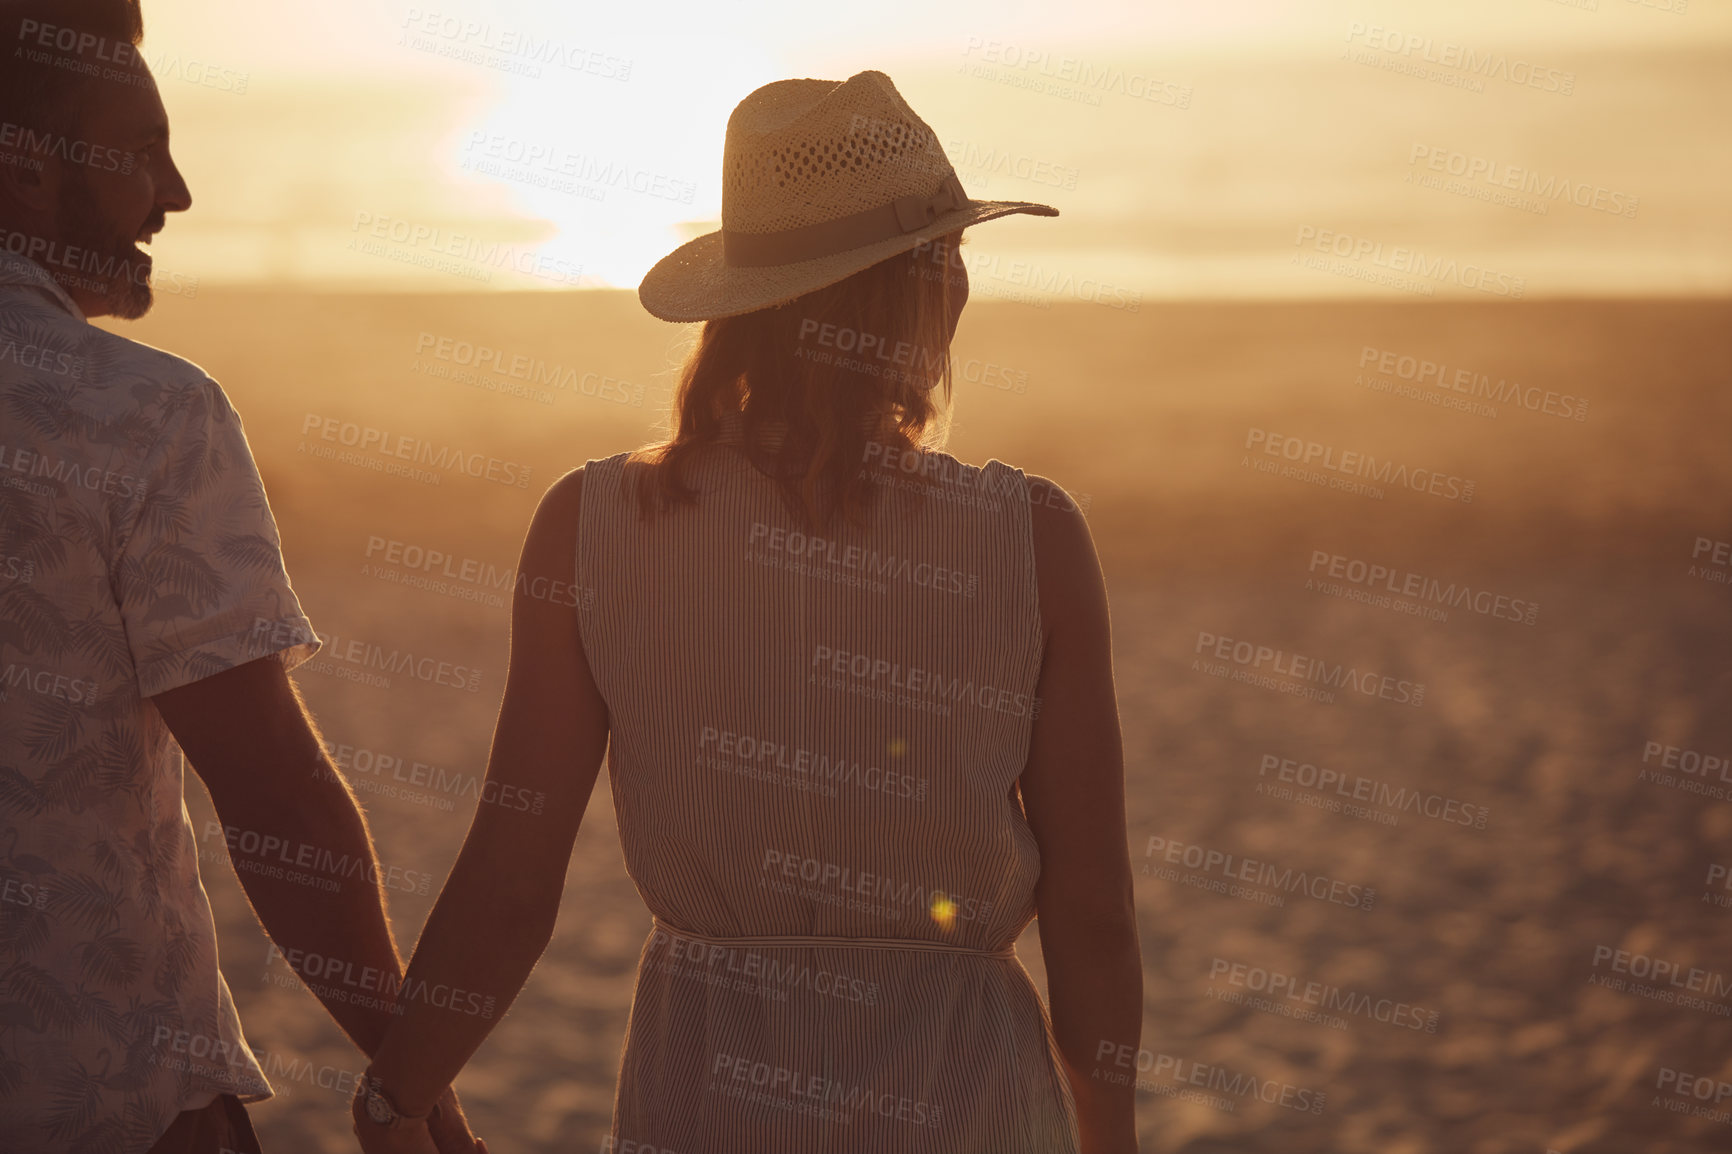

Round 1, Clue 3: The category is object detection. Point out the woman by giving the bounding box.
[353,70,1142,1154]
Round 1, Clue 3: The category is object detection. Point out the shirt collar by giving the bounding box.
[0,246,88,324]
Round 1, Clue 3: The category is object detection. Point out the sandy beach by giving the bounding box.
[112,291,1732,1153]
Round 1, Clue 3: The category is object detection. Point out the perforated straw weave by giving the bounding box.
[638,70,1058,323]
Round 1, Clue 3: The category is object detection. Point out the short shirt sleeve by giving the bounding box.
[116,378,320,697]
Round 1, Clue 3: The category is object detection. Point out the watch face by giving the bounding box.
[365,1090,395,1126]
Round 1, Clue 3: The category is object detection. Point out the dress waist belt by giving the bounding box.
[651,915,1016,959]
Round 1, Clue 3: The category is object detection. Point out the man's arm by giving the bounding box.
[152,656,404,1055]
[155,660,485,1150]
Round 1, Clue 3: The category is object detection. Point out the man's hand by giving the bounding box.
[428,1086,488,1154]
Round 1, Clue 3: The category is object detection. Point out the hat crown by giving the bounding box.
[722,71,957,237]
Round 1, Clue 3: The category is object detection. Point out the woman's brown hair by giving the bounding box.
[630,232,964,532]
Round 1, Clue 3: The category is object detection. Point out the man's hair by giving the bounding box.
[0,0,146,138]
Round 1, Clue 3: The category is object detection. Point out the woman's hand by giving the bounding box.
[352,1085,488,1154]
[352,1108,437,1154]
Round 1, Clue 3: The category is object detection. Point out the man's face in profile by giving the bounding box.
[50,66,192,319]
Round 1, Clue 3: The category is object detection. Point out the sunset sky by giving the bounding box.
[133,0,1732,296]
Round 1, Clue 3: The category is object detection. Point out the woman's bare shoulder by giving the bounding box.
[1020,470,1105,634]
[540,465,587,517]
[519,466,589,572]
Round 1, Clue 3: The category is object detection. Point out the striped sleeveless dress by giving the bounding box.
[575,425,1078,1153]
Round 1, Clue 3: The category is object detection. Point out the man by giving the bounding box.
[0,2,482,1150]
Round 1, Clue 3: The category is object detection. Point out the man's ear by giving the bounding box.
[0,154,60,218]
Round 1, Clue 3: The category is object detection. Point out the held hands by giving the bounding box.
[427,1087,489,1154]
[352,1083,488,1154]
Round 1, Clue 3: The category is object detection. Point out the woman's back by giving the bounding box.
[354,69,1138,1154]
[575,427,1079,1151]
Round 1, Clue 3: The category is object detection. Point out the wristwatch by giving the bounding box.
[355,1068,432,1129]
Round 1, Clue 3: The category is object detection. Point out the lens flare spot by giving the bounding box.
[929,893,957,931]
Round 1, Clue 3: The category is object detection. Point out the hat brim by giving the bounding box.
[637,199,1058,323]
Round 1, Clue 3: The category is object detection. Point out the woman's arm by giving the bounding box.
[1020,476,1143,1154]
[363,467,610,1119]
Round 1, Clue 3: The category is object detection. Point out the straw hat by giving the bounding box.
[638,70,1058,322]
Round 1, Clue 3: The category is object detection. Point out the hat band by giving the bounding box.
[722,173,969,268]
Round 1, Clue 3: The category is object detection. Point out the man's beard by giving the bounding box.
[55,169,155,320]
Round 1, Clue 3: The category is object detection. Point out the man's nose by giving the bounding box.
[159,155,193,214]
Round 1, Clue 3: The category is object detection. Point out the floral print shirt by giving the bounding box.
[0,249,319,1152]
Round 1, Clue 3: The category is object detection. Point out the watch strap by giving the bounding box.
[359,1067,433,1127]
